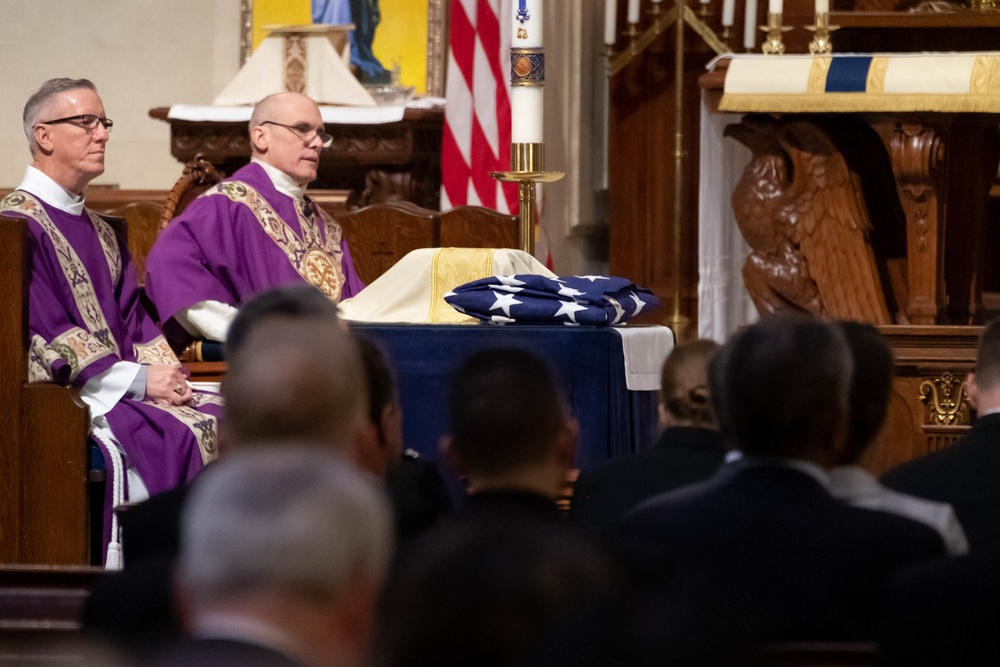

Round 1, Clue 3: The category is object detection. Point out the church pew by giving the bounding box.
[0,565,104,662]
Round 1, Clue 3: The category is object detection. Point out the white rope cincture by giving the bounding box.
[92,430,125,571]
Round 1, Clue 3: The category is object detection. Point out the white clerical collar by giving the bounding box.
[17,165,85,215]
[252,158,306,200]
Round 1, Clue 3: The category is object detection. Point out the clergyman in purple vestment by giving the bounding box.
[145,92,365,349]
[2,78,221,566]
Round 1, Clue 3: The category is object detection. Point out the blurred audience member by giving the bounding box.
[570,339,728,529]
[159,448,392,667]
[621,317,946,660]
[829,321,967,555]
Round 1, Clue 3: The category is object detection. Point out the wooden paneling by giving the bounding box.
[608,30,714,334]
[862,326,980,477]
[20,386,90,566]
[0,220,27,564]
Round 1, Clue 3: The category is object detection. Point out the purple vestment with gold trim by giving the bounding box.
[2,191,220,499]
[145,163,364,346]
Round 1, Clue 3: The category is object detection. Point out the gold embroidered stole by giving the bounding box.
[1,191,184,377]
[208,182,346,300]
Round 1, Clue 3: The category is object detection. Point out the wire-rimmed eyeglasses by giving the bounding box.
[262,121,333,149]
[36,114,113,133]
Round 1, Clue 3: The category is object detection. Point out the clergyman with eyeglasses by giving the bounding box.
[0,78,222,564]
[145,92,365,351]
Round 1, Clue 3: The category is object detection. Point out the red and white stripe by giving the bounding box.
[441,0,518,214]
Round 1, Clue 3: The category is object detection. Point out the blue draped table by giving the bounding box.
[350,324,665,472]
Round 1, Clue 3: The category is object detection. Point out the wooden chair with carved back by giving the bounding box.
[0,217,92,566]
[338,201,520,284]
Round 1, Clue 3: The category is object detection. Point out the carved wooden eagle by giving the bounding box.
[725,114,892,324]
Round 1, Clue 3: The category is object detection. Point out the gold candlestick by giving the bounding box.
[760,12,791,55]
[490,143,565,257]
[805,12,838,54]
[625,21,640,56]
[720,25,733,51]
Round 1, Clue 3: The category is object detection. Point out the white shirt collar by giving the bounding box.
[252,158,305,200]
[727,451,832,491]
[827,465,878,500]
[17,165,85,215]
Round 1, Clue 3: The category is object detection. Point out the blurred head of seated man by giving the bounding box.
[168,448,393,667]
[442,347,578,520]
[222,303,374,475]
[0,78,220,511]
[144,92,365,353]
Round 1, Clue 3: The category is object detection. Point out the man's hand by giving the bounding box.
[145,364,192,405]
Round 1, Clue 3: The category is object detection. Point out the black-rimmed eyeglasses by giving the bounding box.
[262,121,333,149]
[36,114,113,133]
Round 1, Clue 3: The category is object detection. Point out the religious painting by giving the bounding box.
[240,0,448,95]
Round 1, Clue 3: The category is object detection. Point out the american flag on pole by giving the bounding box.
[441,0,518,215]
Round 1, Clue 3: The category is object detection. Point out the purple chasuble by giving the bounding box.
[2,192,221,498]
[145,162,364,345]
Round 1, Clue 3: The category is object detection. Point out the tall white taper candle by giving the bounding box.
[605,0,618,45]
[768,0,782,13]
[815,0,829,12]
[743,0,758,49]
[627,0,640,23]
[723,0,735,25]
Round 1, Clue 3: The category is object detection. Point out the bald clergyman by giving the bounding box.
[145,92,364,349]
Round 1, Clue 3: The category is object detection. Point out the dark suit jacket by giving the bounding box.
[570,426,727,529]
[620,461,947,652]
[880,543,1000,667]
[152,637,303,667]
[881,412,1000,550]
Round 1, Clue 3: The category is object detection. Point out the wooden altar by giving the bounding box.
[148,107,443,210]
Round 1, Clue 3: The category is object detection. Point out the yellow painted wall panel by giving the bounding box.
[253,0,313,51]
[372,0,429,93]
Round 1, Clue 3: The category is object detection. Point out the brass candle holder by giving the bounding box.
[805,12,838,54]
[970,0,998,11]
[720,25,733,51]
[760,12,791,55]
[489,143,565,257]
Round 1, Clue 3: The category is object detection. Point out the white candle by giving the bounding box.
[604,0,617,45]
[743,0,757,49]
[815,0,829,12]
[511,0,544,144]
[700,0,711,6]
[723,0,735,25]
[511,86,544,143]
[768,0,782,13]
[627,0,640,23]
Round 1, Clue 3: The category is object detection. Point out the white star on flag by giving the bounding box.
[495,275,526,287]
[490,290,523,317]
[554,299,589,323]
[576,275,611,283]
[607,296,626,325]
[557,285,585,298]
[629,291,647,316]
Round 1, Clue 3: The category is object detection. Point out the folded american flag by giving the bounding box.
[444,275,661,325]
